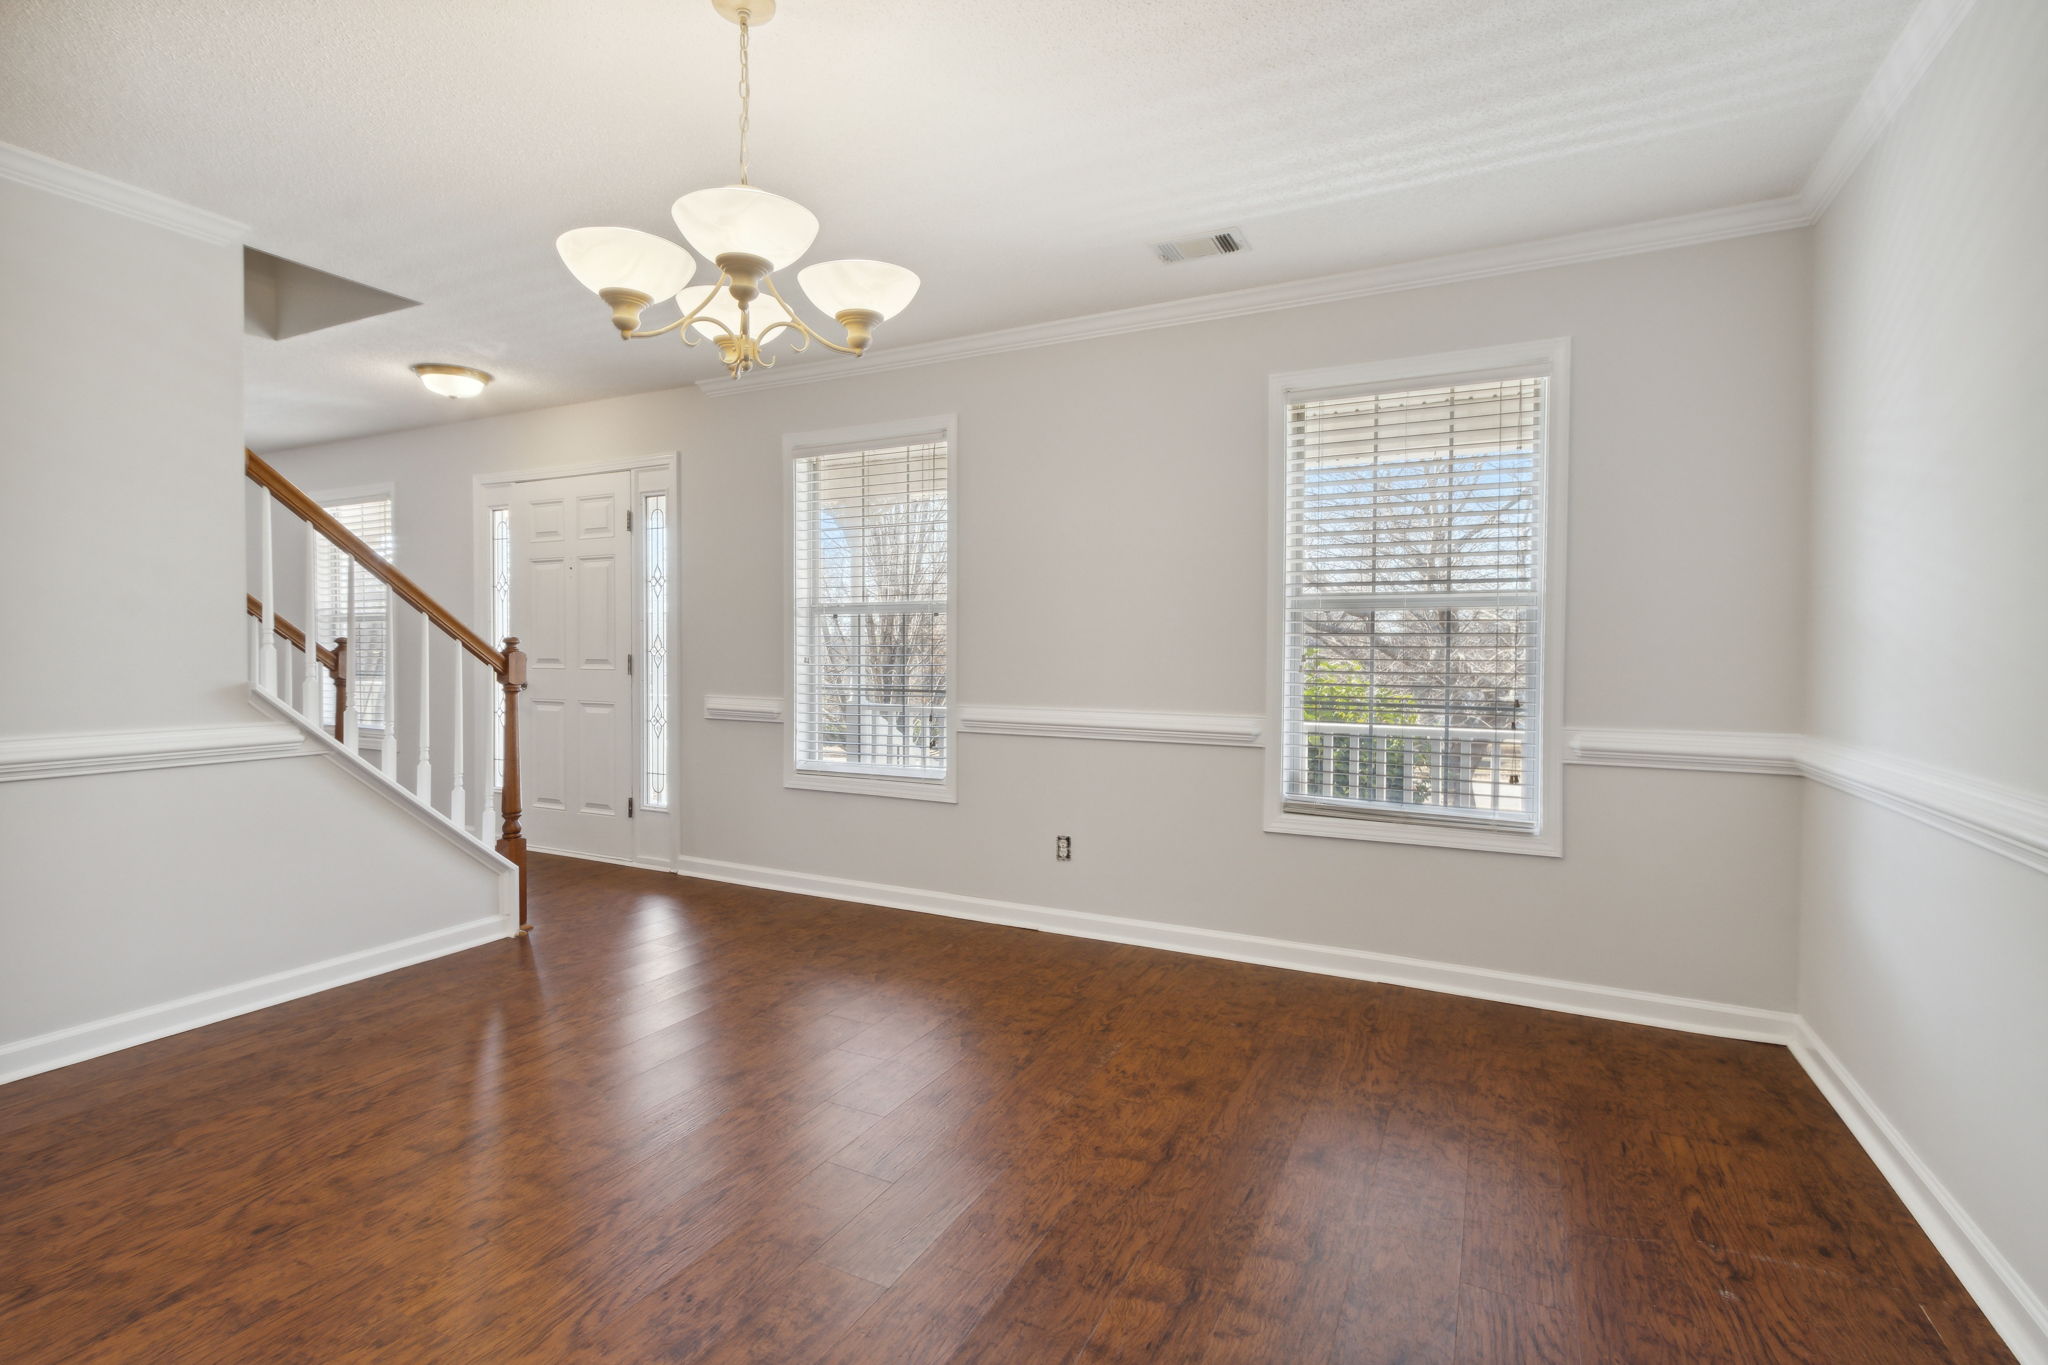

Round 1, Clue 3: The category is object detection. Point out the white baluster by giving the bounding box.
[379,602,400,782]
[342,570,359,751]
[247,614,260,685]
[414,613,433,799]
[301,524,321,719]
[257,497,278,693]
[449,649,467,828]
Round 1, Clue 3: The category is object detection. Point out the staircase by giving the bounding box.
[243,450,530,929]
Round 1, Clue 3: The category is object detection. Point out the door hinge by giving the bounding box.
[628,796,635,818]
[627,653,633,676]
[626,509,633,532]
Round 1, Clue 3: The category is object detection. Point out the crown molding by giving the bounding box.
[1799,0,1980,219]
[958,704,1264,747]
[697,196,1809,398]
[0,721,306,783]
[703,694,784,723]
[1567,728,1804,776]
[0,141,247,246]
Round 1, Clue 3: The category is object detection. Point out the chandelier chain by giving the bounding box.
[736,10,751,185]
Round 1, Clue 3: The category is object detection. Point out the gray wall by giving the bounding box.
[0,177,249,733]
[273,229,1815,1011]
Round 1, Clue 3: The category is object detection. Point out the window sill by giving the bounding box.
[1264,810,1560,857]
[787,770,956,804]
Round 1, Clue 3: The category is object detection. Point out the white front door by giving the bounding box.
[510,470,636,861]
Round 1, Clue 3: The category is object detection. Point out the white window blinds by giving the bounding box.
[1282,375,1546,830]
[792,436,949,780]
[317,495,395,731]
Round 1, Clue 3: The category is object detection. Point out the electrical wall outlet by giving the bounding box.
[1055,835,1072,861]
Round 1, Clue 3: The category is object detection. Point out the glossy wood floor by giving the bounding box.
[0,856,2013,1363]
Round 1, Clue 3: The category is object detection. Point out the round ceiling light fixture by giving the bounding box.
[411,363,493,399]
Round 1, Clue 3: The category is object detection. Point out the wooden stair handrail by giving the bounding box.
[245,594,340,673]
[246,449,505,676]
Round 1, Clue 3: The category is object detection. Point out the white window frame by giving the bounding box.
[784,415,959,803]
[1264,340,1569,857]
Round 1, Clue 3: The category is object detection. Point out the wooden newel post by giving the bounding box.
[330,637,350,742]
[497,636,530,934]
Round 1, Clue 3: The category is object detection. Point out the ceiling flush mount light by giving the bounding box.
[411,363,493,399]
[555,0,919,380]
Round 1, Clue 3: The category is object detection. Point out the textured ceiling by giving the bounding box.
[0,0,1914,449]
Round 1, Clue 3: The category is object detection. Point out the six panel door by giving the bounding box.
[510,470,637,862]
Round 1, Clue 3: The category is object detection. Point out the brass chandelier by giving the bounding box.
[555,0,919,378]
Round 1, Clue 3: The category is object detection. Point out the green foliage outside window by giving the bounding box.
[1298,650,1421,725]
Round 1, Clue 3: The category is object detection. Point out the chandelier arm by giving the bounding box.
[624,273,736,341]
[623,316,692,340]
[760,274,862,355]
[754,318,813,353]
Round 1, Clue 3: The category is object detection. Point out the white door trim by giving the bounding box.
[473,453,680,867]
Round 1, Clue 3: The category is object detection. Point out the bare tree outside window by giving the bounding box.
[1284,378,1545,823]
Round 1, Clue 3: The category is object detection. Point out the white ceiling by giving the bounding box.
[0,0,1914,450]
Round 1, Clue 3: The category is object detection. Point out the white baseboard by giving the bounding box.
[1791,1024,2048,1365]
[528,844,677,872]
[670,854,1796,1043]
[0,917,508,1088]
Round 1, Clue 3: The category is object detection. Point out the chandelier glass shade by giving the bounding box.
[796,259,922,322]
[555,1,918,378]
[555,227,697,301]
[671,186,819,270]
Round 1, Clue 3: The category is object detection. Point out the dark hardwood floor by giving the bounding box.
[0,854,2014,1363]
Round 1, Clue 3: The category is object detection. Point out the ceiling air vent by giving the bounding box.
[1153,229,1249,264]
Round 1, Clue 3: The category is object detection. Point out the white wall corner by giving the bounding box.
[703,694,785,722]
[0,140,247,245]
[1792,1022,2048,1365]
[1800,0,1982,218]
